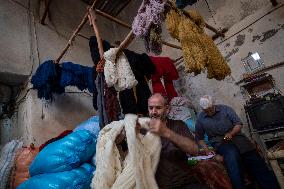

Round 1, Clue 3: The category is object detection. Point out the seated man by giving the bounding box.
[147,93,209,189]
[196,95,280,189]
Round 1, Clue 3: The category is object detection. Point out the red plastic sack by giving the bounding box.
[10,144,39,189]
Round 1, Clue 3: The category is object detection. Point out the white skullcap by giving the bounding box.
[200,95,213,109]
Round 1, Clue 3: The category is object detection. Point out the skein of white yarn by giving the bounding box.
[104,48,138,91]
[91,114,161,189]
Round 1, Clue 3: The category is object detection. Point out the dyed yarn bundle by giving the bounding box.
[166,9,231,80]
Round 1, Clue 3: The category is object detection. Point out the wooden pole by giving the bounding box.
[95,9,131,29]
[40,0,52,25]
[116,30,135,55]
[89,8,104,58]
[55,0,99,63]
[162,41,182,50]
[174,56,183,62]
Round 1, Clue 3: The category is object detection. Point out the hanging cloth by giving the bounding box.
[89,36,121,128]
[91,114,161,189]
[122,50,156,115]
[150,56,179,101]
[166,9,231,80]
[168,97,194,121]
[89,36,112,110]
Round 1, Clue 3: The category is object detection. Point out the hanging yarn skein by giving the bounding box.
[132,0,166,55]
[132,0,166,37]
[91,114,161,189]
[104,48,138,91]
[166,9,231,80]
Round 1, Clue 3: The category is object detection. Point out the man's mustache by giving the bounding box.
[150,114,161,118]
[150,114,167,120]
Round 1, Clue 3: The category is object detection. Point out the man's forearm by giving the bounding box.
[165,129,198,156]
[229,125,242,136]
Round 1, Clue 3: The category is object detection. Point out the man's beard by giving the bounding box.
[149,113,167,120]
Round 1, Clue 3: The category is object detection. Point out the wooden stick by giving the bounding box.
[235,61,284,85]
[174,56,183,62]
[116,30,135,55]
[95,9,132,29]
[40,0,52,25]
[89,8,104,58]
[55,0,99,63]
[162,40,182,49]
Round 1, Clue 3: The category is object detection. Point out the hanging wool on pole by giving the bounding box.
[31,60,65,100]
[144,24,163,55]
[132,0,165,37]
[132,0,166,55]
[166,9,231,80]
[103,48,138,91]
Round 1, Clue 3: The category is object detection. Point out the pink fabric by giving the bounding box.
[132,0,165,37]
[150,56,179,101]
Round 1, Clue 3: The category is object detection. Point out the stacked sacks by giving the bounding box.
[18,119,100,189]
[17,163,94,189]
[73,116,101,166]
[29,130,97,175]
[166,9,231,80]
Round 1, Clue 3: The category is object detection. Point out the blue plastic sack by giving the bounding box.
[30,130,98,176]
[18,163,95,189]
[185,118,196,132]
[184,118,211,146]
[74,116,100,136]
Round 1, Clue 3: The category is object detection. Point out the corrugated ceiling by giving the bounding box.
[81,0,132,16]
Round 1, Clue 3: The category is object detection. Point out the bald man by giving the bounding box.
[196,95,279,189]
[148,93,208,189]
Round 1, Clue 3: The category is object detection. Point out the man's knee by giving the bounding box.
[217,144,241,163]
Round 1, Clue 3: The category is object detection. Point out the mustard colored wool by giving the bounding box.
[166,9,231,80]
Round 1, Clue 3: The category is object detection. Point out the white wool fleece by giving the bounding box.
[104,48,138,91]
[91,114,161,189]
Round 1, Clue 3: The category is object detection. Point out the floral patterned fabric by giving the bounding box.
[191,159,232,189]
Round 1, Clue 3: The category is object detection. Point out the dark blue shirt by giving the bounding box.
[196,104,254,153]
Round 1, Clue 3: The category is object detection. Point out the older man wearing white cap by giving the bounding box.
[195,95,279,189]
